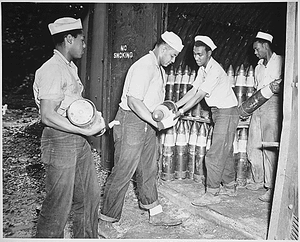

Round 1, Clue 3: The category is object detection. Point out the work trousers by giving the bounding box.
[205,106,239,190]
[247,95,282,188]
[100,108,159,222]
[36,127,100,238]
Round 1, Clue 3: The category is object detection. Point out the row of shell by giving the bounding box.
[158,119,251,186]
[159,64,254,185]
[165,64,257,111]
[165,64,255,88]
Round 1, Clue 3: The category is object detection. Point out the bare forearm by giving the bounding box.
[127,96,158,127]
[176,87,196,108]
[179,90,206,113]
[40,99,105,136]
[41,111,82,133]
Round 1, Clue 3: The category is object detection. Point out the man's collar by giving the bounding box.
[258,52,276,66]
[200,57,213,72]
[149,50,160,68]
[53,49,73,66]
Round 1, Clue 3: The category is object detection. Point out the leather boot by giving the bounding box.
[149,212,182,226]
[219,184,237,197]
[259,188,273,202]
[98,219,120,239]
[246,182,264,191]
[191,192,221,206]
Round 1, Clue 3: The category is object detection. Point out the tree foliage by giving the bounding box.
[2,2,90,93]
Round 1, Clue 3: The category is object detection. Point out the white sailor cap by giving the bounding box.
[194,35,217,51]
[161,31,184,52]
[48,17,82,35]
[256,31,273,43]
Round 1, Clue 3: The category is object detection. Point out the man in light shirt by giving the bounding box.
[98,31,183,239]
[33,17,106,238]
[175,35,239,206]
[246,31,283,203]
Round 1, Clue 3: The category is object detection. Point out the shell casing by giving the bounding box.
[235,152,249,187]
[194,123,207,183]
[185,84,193,116]
[175,145,188,179]
[179,83,188,100]
[235,128,249,187]
[165,84,174,101]
[175,120,188,179]
[194,146,206,183]
[246,86,256,98]
[238,88,269,118]
[187,144,196,179]
[233,86,248,106]
[157,132,165,175]
[184,120,190,142]
[173,83,181,102]
[152,100,177,122]
[187,121,198,179]
[161,145,176,181]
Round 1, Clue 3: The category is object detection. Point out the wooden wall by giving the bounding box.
[80,3,163,169]
[268,2,298,239]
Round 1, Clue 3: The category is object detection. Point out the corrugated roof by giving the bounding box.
[167,2,287,73]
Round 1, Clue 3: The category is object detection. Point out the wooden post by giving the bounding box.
[268,2,298,239]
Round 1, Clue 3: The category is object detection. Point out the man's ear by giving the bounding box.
[65,34,73,44]
[262,42,269,50]
[207,50,212,58]
[161,44,168,54]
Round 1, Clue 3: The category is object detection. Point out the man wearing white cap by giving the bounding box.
[33,17,106,238]
[98,31,183,238]
[175,35,239,206]
[246,31,283,203]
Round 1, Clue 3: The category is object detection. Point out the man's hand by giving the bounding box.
[174,109,184,119]
[85,111,106,136]
[269,79,282,94]
[157,112,178,130]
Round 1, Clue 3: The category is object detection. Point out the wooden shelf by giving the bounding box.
[181,116,211,124]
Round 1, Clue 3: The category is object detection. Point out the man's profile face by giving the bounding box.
[69,33,86,59]
[253,41,267,60]
[160,46,179,67]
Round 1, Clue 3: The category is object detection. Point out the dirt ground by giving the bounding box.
[2,94,252,240]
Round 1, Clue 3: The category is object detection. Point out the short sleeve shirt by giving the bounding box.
[192,57,238,108]
[33,49,84,116]
[255,53,283,90]
[119,51,166,112]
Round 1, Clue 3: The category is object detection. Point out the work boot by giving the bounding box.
[98,219,120,239]
[219,185,237,197]
[259,189,273,203]
[191,192,221,207]
[246,182,264,191]
[149,212,182,226]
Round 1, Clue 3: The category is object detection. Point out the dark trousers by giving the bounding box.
[205,106,239,190]
[36,127,100,238]
[100,108,159,222]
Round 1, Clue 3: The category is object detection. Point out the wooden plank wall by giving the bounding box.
[81,4,162,169]
[268,2,298,239]
[80,4,108,156]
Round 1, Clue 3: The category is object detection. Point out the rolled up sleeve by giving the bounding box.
[127,64,153,100]
[200,70,220,97]
[37,64,65,102]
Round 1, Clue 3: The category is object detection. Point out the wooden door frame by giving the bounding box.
[267,2,298,239]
